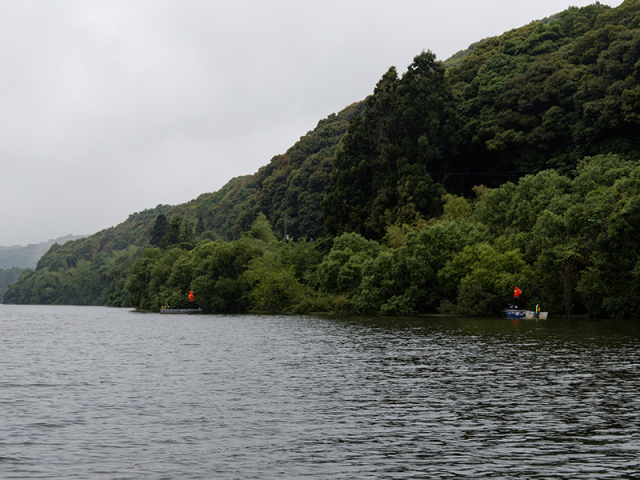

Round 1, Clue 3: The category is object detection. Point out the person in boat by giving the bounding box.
[513,285,522,309]
[188,291,195,309]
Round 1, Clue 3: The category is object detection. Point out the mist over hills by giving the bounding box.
[0,234,86,270]
[0,234,85,300]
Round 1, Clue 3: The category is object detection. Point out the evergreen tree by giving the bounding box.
[149,214,168,246]
[195,215,206,236]
[323,51,456,239]
[165,215,183,246]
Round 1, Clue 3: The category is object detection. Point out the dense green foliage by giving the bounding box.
[323,51,457,238]
[149,213,168,246]
[1,204,173,305]
[324,1,640,238]
[124,217,305,313]
[0,104,359,306]
[319,154,638,318]
[3,246,141,306]
[447,1,640,181]
[5,2,640,319]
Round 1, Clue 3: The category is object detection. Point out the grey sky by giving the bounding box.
[0,0,624,246]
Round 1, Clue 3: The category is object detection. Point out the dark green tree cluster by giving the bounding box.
[314,155,640,318]
[149,214,168,246]
[149,214,195,247]
[3,246,141,306]
[249,102,364,241]
[323,51,457,239]
[4,156,640,318]
[447,1,640,182]
[3,204,172,305]
[125,215,313,313]
[324,1,640,239]
[2,204,203,306]
[114,155,640,318]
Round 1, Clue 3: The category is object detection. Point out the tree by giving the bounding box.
[195,215,206,236]
[351,218,491,315]
[314,233,386,294]
[163,215,193,246]
[0,267,26,301]
[246,212,278,244]
[149,214,168,246]
[323,51,456,239]
[242,254,303,312]
[189,239,263,313]
[438,243,527,315]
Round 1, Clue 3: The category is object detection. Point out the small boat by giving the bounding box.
[504,308,547,320]
[526,310,548,320]
[160,308,203,315]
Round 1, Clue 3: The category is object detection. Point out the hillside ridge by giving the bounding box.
[5,1,640,318]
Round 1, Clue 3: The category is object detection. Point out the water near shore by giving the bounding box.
[1,305,639,479]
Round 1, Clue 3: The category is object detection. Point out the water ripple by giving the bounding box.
[0,306,639,478]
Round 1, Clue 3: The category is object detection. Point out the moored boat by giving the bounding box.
[504,308,547,320]
[160,308,203,314]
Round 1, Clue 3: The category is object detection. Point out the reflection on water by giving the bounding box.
[1,305,639,478]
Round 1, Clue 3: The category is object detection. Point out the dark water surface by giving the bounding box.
[1,305,639,479]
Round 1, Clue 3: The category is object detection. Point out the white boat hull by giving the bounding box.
[160,308,203,314]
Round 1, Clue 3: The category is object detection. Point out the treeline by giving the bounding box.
[5,154,640,318]
[2,247,141,306]
[120,155,637,318]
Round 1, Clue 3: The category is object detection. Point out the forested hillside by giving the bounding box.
[324,1,640,238]
[194,101,364,241]
[1,104,361,306]
[0,234,84,300]
[4,1,640,318]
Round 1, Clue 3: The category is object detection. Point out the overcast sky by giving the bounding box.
[0,0,624,246]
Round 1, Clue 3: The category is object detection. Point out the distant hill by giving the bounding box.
[0,234,86,301]
[0,104,361,306]
[0,234,86,269]
[0,266,24,301]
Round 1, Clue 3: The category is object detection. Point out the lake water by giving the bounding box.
[1,305,639,479]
